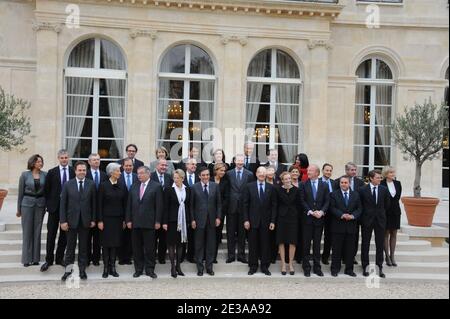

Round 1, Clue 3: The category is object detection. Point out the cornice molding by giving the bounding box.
[31,21,62,33]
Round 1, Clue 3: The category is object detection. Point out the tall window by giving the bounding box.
[157,44,215,161]
[64,38,126,169]
[443,67,449,188]
[245,48,301,163]
[354,57,394,178]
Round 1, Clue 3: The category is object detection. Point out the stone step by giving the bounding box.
[0,248,448,263]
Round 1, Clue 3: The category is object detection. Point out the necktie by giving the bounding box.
[203,184,209,198]
[259,183,265,201]
[245,157,249,168]
[159,175,164,187]
[94,171,99,189]
[126,174,131,191]
[312,180,317,200]
[62,167,67,187]
[344,191,349,207]
[372,187,377,204]
[237,170,242,182]
[189,174,193,186]
[328,179,333,193]
[78,180,84,195]
[140,183,145,200]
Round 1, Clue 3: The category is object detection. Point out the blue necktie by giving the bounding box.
[62,167,67,187]
[94,171,99,189]
[328,180,333,193]
[237,170,242,182]
[159,175,164,187]
[372,187,377,204]
[312,180,317,200]
[259,183,265,201]
[126,174,131,191]
[189,174,193,186]
[203,184,209,198]
[344,191,349,207]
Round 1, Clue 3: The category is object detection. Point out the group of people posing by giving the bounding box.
[17,142,402,281]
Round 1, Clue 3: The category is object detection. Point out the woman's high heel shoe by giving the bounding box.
[171,264,177,278]
[289,265,295,276]
[385,255,393,267]
[391,256,397,267]
[281,265,287,276]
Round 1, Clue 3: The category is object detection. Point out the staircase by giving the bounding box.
[0,222,448,283]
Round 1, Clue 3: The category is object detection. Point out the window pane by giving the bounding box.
[159,79,184,99]
[100,39,126,70]
[158,120,184,140]
[357,166,369,180]
[67,138,92,159]
[100,79,126,97]
[275,125,298,145]
[66,77,94,95]
[98,139,121,159]
[246,103,270,124]
[376,85,392,105]
[375,127,391,146]
[190,46,214,75]
[158,100,184,121]
[66,117,92,138]
[157,141,183,161]
[275,104,299,124]
[276,50,300,79]
[248,50,271,77]
[356,59,371,79]
[189,122,213,141]
[160,45,185,73]
[376,59,393,79]
[375,147,391,166]
[354,105,370,125]
[98,118,124,138]
[189,102,214,121]
[353,126,370,145]
[374,106,392,125]
[246,83,271,103]
[275,84,299,104]
[248,124,271,144]
[99,97,125,117]
[67,96,93,116]
[276,144,297,164]
[189,81,215,101]
[356,85,371,105]
[68,39,95,68]
[353,146,370,166]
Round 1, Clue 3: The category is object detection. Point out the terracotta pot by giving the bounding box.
[0,189,8,211]
[401,196,440,227]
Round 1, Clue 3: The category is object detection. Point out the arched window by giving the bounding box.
[64,38,126,169]
[354,57,395,177]
[443,67,449,188]
[157,44,215,160]
[245,48,301,163]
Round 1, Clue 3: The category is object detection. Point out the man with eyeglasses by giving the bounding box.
[118,144,144,174]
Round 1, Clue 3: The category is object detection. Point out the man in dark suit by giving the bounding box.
[190,167,222,276]
[150,159,173,264]
[320,163,338,265]
[359,170,390,278]
[229,142,261,175]
[85,153,108,266]
[329,176,362,277]
[300,164,330,277]
[183,158,200,263]
[243,167,277,276]
[41,149,75,272]
[117,143,145,173]
[177,145,207,171]
[226,154,254,264]
[126,166,163,279]
[264,148,287,180]
[60,161,97,281]
[117,158,138,265]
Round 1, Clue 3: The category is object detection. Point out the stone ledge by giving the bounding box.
[401,224,449,247]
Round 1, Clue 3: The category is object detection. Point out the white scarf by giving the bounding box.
[173,183,187,243]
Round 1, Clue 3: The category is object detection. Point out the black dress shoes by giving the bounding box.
[262,269,271,276]
[32,262,39,266]
[237,257,248,264]
[304,270,311,277]
[248,268,257,275]
[176,266,185,276]
[226,257,235,263]
[133,271,142,278]
[206,269,215,276]
[331,272,338,277]
[102,267,109,278]
[314,270,324,277]
[145,271,157,279]
[345,271,357,277]
[197,270,203,276]
[363,268,370,277]
[40,262,51,272]
[379,270,386,278]
[23,263,31,267]
[61,270,73,281]
[109,266,119,277]
[79,270,87,280]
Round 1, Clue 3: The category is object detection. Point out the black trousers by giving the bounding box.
[45,211,67,264]
[154,228,167,262]
[195,224,216,272]
[331,232,356,273]
[361,222,385,269]
[302,224,323,272]
[103,247,117,266]
[87,226,101,263]
[118,228,133,263]
[215,215,225,262]
[226,213,246,259]
[132,228,156,273]
[270,228,278,261]
[322,214,332,261]
[248,226,271,270]
[64,224,89,271]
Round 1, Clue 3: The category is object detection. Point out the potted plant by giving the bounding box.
[0,86,31,211]
[392,98,448,227]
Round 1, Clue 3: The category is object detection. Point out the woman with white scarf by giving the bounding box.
[163,169,191,278]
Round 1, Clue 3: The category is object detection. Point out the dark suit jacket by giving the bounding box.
[60,178,97,229]
[190,182,222,229]
[229,156,261,175]
[226,168,255,215]
[184,172,200,188]
[126,180,163,229]
[336,176,365,192]
[176,158,207,171]
[97,180,127,221]
[118,171,138,193]
[242,182,277,229]
[86,169,108,188]
[320,176,339,193]
[118,158,145,174]
[163,186,191,224]
[329,189,362,234]
[212,177,230,217]
[300,179,330,226]
[380,179,402,216]
[358,184,391,228]
[150,171,173,190]
[44,165,75,213]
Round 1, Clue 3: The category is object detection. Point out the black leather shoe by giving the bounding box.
[109,266,119,277]
[213,259,218,264]
[176,266,185,276]
[32,262,39,266]
[331,272,338,277]
[226,257,235,264]
[102,267,109,278]
[304,270,311,277]
[237,257,248,264]
[248,268,257,275]
[379,269,386,278]
[345,271,357,277]
[145,271,157,279]
[158,259,166,264]
[61,270,73,281]
[206,269,214,276]
[23,263,31,267]
[314,270,324,277]
[79,270,87,280]
[321,257,329,265]
[363,269,370,277]
[262,269,271,276]
[40,262,51,272]
[133,271,142,278]
[197,270,203,276]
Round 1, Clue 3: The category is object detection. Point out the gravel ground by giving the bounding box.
[0,278,448,299]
